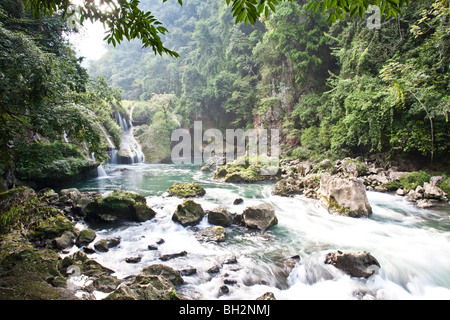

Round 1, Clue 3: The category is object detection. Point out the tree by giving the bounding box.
[22,0,410,57]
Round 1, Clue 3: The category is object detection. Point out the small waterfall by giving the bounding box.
[91,152,108,178]
[115,107,145,164]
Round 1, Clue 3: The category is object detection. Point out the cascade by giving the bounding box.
[91,152,108,177]
[115,107,145,164]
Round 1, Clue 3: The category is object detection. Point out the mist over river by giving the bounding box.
[66,163,450,300]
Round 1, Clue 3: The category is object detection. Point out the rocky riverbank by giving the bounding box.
[273,158,449,211]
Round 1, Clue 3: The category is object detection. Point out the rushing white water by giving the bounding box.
[70,163,450,300]
[114,109,145,164]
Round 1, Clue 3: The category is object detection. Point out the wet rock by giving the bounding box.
[223,279,237,285]
[125,256,142,264]
[94,237,121,252]
[416,199,434,209]
[92,275,122,293]
[233,198,244,205]
[53,231,76,250]
[207,205,232,227]
[218,285,229,296]
[423,182,445,200]
[256,292,276,300]
[180,266,197,276]
[324,250,380,279]
[172,199,205,227]
[105,273,179,300]
[242,203,278,230]
[207,265,220,274]
[167,182,206,198]
[61,251,114,278]
[147,244,158,250]
[318,173,372,218]
[160,251,187,261]
[141,264,184,286]
[85,190,156,223]
[196,226,226,242]
[83,246,96,254]
[75,228,96,247]
[221,254,238,264]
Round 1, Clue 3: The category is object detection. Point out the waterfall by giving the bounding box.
[115,107,145,164]
[91,152,108,178]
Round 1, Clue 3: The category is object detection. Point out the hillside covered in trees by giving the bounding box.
[89,0,449,168]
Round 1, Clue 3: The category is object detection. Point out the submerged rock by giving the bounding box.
[160,251,187,261]
[85,190,156,223]
[167,182,206,198]
[318,173,372,218]
[324,250,380,279]
[241,203,278,230]
[172,199,205,227]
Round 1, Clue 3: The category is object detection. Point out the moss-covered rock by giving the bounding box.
[105,264,181,300]
[85,190,156,223]
[75,228,96,247]
[0,230,75,300]
[214,162,280,183]
[172,199,205,227]
[167,182,205,198]
[196,226,226,242]
[28,213,75,241]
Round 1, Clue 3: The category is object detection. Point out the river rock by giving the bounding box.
[423,182,445,200]
[172,199,205,227]
[141,264,184,286]
[324,250,380,279]
[94,237,121,252]
[85,190,156,223]
[242,203,278,230]
[160,251,187,261]
[92,275,122,293]
[196,226,226,242]
[207,205,232,227]
[167,182,206,198]
[75,228,96,247]
[256,292,276,300]
[105,272,179,300]
[53,231,76,250]
[318,173,372,218]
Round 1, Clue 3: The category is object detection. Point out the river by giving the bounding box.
[67,162,450,300]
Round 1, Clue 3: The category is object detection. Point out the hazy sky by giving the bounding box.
[68,21,108,65]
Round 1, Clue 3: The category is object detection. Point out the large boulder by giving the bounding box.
[318,174,372,218]
[172,199,205,227]
[241,203,278,230]
[207,205,232,227]
[85,190,156,223]
[324,250,380,279]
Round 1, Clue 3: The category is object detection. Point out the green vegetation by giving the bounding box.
[89,0,448,169]
[15,142,95,185]
[85,190,156,222]
[167,182,206,197]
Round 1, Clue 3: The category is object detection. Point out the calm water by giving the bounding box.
[67,163,450,300]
